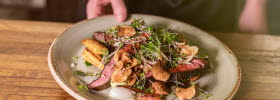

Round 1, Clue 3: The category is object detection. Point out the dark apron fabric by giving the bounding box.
[125,0,241,32]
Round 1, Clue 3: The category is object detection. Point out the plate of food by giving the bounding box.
[48,14,241,100]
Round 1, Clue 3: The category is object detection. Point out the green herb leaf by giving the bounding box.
[131,18,144,28]
[74,71,85,76]
[137,86,144,90]
[140,73,145,79]
[84,61,92,66]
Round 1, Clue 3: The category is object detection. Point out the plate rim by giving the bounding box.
[48,14,241,100]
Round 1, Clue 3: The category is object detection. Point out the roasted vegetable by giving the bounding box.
[82,49,104,69]
[82,38,108,56]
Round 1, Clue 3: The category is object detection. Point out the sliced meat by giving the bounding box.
[122,44,136,54]
[92,32,112,42]
[141,32,150,39]
[168,58,209,73]
[87,58,116,90]
[167,73,190,88]
[151,81,168,95]
[88,45,136,90]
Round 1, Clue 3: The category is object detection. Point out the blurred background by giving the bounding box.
[0,0,279,35]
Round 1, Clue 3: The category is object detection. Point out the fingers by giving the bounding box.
[238,0,268,34]
[110,0,127,22]
[86,0,106,19]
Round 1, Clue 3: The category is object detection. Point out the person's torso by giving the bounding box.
[125,0,242,32]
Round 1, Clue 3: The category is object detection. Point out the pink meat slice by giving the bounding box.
[88,58,116,90]
[168,58,209,73]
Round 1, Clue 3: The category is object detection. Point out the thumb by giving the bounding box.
[110,0,127,22]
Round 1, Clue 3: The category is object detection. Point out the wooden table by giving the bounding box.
[0,20,279,100]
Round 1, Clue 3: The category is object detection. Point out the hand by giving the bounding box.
[86,0,127,22]
[239,0,268,34]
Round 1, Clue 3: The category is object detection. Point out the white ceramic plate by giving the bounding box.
[48,14,241,100]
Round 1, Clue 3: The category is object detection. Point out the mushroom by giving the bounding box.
[127,74,137,86]
[113,61,124,71]
[151,81,168,95]
[178,45,198,64]
[121,52,132,63]
[175,85,196,100]
[151,62,170,82]
[130,58,138,67]
[113,50,125,61]
[111,69,132,83]
[118,25,136,37]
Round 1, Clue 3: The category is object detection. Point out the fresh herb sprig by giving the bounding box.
[84,61,92,66]
[74,70,101,77]
[131,18,144,28]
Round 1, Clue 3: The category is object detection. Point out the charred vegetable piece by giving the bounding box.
[82,38,108,55]
[151,62,170,82]
[175,85,196,100]
[82,49,104,69]
[151,81,168,95]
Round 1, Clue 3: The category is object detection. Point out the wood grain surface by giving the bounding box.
[0,19,280,100]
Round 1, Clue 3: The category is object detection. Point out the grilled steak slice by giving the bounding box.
[88,58,116,90]
[92,32,112,42]
[168,58,209,73]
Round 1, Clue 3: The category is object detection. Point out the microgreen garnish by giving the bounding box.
[84,61,92,66]
[131,18,144,28]
[197,86,213,99]
[74,70,100,77]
